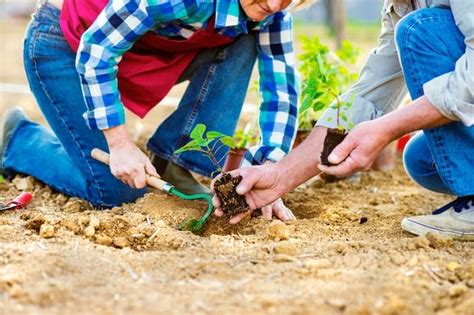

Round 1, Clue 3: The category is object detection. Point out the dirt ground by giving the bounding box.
[1,163,473,315]
[1,17,473,315]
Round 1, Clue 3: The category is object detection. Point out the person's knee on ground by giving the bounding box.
[403,132,452,194]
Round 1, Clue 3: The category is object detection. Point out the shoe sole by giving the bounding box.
[401,218,474,241]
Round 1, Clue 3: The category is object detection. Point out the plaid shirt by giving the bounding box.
[76,0,299,166]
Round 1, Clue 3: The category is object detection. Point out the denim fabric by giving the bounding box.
[2,3,255,206]
[397,8,474,196]
[147,31,257,177]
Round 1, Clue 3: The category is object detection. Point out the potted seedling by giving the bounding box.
[319,92,355,165]
[174,124,249,231]
[297,36,359,150]
[223,121,259,171]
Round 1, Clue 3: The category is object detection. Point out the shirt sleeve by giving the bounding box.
[316,2,407,130]
[76,0,154,130]
[423,1,474,127]
[242,12,299,166]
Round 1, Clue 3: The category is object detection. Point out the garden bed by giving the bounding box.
[0,161,473,314]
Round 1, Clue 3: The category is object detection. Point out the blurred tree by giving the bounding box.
[326,0,347,48]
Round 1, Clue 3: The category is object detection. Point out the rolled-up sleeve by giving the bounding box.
[316,3,407,130]
[423,2,474,127]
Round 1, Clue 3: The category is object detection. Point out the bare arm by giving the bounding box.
[319,96,452,177]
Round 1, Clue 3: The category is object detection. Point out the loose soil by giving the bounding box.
[0,161,473,315]
[321,128,348,166]
[213,173,248,216]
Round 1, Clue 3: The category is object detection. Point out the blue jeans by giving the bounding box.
[397,8,474,196]
[3,3,256,207]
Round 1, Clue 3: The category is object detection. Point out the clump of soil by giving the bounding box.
[213,173,248,216]
[320,128,347,166]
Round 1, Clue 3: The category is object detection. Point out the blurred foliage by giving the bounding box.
[234,121,259,149]
[298,36,360,130]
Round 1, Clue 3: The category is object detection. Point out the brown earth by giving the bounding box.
[0,162,473,315]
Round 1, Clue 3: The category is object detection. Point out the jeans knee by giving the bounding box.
[403,132,435,178]
[395,8,453,55]
[395,9,425,53]
[89,184,147,208]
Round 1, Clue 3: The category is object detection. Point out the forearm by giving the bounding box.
[275,126,326,195]
[379,96,453,141]
[102,125,133,150]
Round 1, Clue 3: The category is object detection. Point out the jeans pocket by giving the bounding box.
[30,26,73,61]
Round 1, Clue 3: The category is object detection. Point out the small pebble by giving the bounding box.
[39,224,55,238]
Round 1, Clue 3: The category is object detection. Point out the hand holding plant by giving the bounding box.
[174,124,251,230]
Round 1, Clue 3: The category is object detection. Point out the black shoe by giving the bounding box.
[0,107,28,175]
[149,153,210,195]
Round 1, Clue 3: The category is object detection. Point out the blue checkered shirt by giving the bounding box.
[76,0,299,166]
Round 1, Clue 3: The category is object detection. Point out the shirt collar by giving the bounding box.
[214,0,278,32]
[214,0,248,31]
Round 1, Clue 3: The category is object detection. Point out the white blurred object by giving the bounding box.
[0,0,36,18]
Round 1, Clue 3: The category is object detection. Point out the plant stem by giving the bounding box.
[328,89,342,129]
[206,147,223,172]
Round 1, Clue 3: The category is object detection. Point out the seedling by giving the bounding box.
[320,93,355,166]
[298,36,359,131]
[174,124,249,231]
[297,35,359,165]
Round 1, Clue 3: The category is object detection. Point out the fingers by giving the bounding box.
[262,205,273,220]
[214,207,224,217]
[273,199,296,221]
[235,168,260,195]
[145,160,159,178]
[212,195,221,209]
[133,168,147,189]
[229,211,250,225]
[328,134,357,165]
[318,155,359,178]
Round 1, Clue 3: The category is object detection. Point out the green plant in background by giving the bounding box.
[298,36,360,130]
[0,175,4,183]
[234,121,259,149]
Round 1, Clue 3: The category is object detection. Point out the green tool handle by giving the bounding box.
[91,148,174,193]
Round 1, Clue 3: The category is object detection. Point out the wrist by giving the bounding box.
[368,118,400,145]
[103,125,133,150]
[268,162,291,196]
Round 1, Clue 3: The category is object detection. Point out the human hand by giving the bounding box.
[211,163,294,223]
[318,120,393,177]
[103,126,158,189]
[214,196,295,224]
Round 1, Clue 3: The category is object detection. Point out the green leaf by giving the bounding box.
[313,101,326,112]
[190,124,206,140]
[178,218,200,231]
[0,175,4,183]
[316,53,326,76]
[196,138,207,147]
[300,97,312,113]
[220,136,236,149]
[174,139,200,154]
[206,131,226,140]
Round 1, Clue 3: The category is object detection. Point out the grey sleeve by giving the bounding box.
[316,4,407,129]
